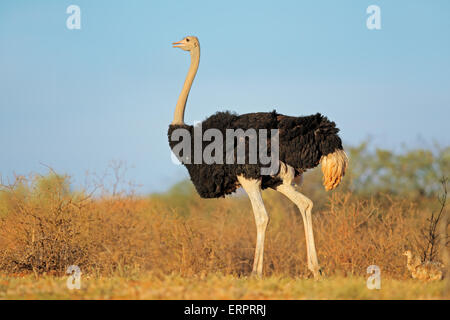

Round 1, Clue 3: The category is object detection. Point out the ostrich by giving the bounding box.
[168,36,348,279]
[403,250,444,281]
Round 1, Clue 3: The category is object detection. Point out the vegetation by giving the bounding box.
[0,274,446,300]
[0,142,448,299]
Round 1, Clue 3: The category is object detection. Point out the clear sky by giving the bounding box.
[1,0,449,193]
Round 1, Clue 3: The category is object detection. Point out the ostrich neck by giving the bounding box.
[172,48,200,125]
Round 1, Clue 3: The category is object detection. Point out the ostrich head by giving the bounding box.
[403,250,413,259]
[172,36,200,52]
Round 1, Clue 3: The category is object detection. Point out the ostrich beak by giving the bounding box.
[172,40,185,48]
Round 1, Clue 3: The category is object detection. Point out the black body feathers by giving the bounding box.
[168,111,343,198]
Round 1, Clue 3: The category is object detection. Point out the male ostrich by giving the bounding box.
[168,36,348,279]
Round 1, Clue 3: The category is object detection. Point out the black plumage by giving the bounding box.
[168,110,344,198]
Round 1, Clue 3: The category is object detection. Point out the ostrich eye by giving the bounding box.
[186,38,190,42]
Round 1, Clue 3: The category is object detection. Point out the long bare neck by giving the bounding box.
[406,254,420,268]
[172,48,200,125]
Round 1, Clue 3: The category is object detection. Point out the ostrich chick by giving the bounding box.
[403,250,444,281]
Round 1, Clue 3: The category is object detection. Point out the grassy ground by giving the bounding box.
[0,274,448,300]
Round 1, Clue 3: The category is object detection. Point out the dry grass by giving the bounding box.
[0,174,447,282]
[0,173,448,300]
[0,273,447,300]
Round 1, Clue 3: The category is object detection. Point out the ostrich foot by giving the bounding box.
[251,270,263,279]
[311,267,324,280]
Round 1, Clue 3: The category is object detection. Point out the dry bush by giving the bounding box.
[314,192,420,277]
[0,173,152,276]
[0,174,445,279]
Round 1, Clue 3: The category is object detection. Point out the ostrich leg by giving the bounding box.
[276,182,321,279]
[238,176,269,278]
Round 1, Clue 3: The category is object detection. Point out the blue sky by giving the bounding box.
[1,0,449,193]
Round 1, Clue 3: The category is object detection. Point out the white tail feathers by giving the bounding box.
[320,149,348,191]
